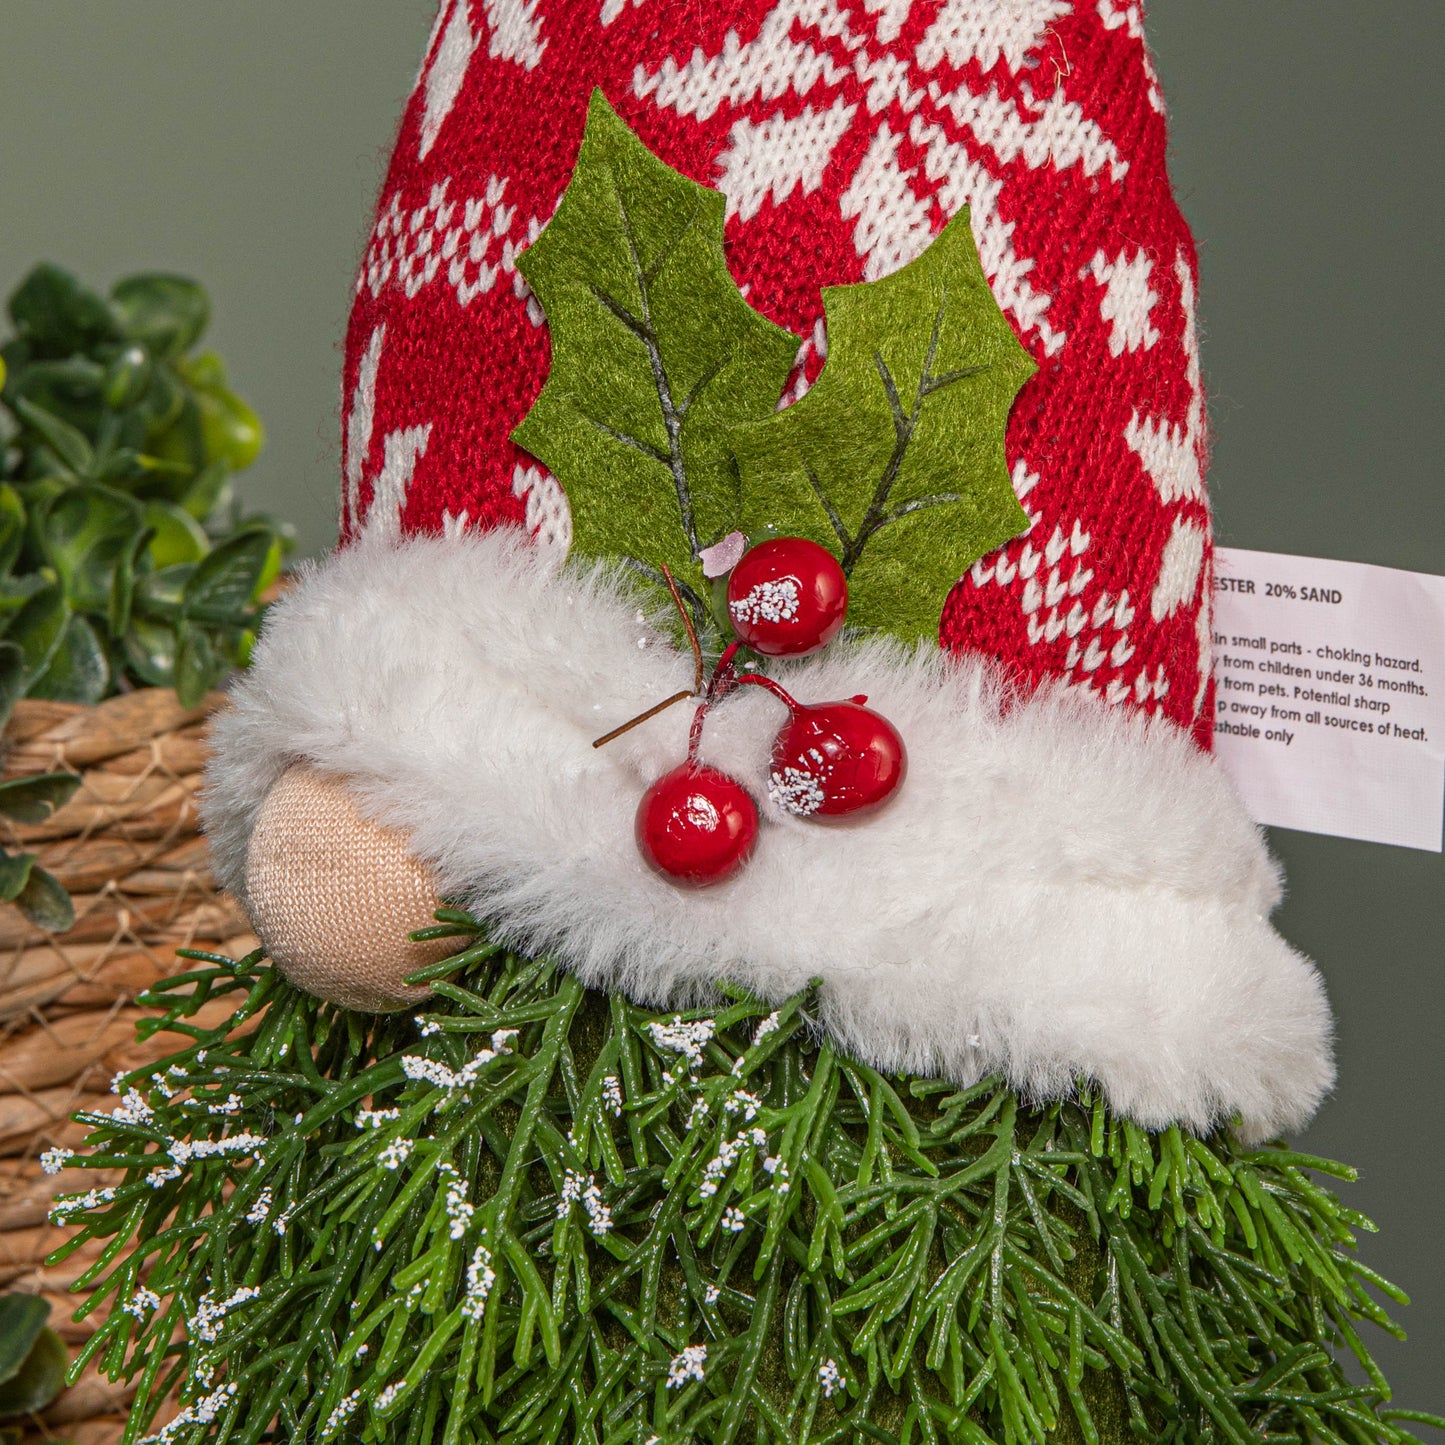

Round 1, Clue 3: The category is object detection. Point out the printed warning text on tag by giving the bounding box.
[1212,548,1445,851]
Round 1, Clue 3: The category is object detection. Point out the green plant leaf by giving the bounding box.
[174,623,221,708]
[40,483,144,612]
[195,382,263,473]
[101,342,154,410]
[7,584,70,684]
[8,264,118,354]
[12,867,75,935]
[0,574,54,620]
[0,1325,67,1417]
[13,397,94,478]
[0,1294,49,1386]
[109,526,153,638]
[110,274,209,360]
[182,528,270,622]
[137,364,187,439]
[123,617,178,688]
[5,358,106,442]
[0,487,26,578]
[0,851,36,903]
[511,89,798,588]
[730,210,1035,640]
[143,501,209,569]
[0,643,25,734]
[135,562,193,612]
[177,460,232,522]
[0,772,81,825]
[29,615,108,703]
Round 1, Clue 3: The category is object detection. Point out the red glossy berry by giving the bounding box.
[768,700,906,821]
[636,764,759,887]
[726,537,847,657]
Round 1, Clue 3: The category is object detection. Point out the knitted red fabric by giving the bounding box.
[341,0,1215,748]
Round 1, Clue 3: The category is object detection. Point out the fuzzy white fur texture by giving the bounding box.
[202,530,1333,1140]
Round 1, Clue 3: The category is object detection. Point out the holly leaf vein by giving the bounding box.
[511,90,799,594]
[730,211,1037,641]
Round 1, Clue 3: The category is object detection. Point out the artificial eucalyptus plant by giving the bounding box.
[0,1293,67,1428]
[0,263,290,929]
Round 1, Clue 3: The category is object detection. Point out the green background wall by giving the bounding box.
[2,0,1440,1410]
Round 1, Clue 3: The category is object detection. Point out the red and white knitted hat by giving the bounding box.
[203,0,1332,1139]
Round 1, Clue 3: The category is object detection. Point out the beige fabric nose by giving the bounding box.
[244,765,452,1012]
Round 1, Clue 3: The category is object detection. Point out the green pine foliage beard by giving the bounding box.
[49,919,1441,1445]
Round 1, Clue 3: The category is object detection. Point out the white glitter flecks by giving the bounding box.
[400,1055,464,1089]
[400,1029,516,1092]
[379,1138,414,1171]
[166,1132,269,1167]
[729,577,801,627]
[322,1390,363,1440]
[111,1089,155,1125]
[355,1107,402,1129]
[123,1287,162,1320]
[647,1017,716,1070]
[189,1286,261,1343]
[763,1155,791,1193]
[768,764,827,817]
[51,1185,117,1222]
[725,1090,762,1121]
[558,1168,613,1236]
[441,1165,474,1239]
[141,1382,237,1443]
[668,1344,708,1388]
[463,1244,496,1319]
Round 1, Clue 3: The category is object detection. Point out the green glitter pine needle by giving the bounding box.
[46,917,1444,1445]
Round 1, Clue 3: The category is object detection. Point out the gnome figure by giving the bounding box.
[178,3,1428,1439]
[205,0,1330,1138]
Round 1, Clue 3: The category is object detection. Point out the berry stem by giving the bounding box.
[660,562,704,695]
[688,641,749,762]
[687,702,708,764]
[734,672,801,712]
[592,690,694,749]
[593,566,716,750]
[690,667,800,760]
[709,641,743,698]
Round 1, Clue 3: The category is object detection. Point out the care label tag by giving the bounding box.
[1211,548,1445,851]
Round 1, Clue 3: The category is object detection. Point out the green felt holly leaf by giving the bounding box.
[511,90,799,595]
[730,210,1036,641]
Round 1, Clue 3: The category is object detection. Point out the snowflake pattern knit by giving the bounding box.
[342,0,1214,746]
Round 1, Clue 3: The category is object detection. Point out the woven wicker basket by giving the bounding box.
[0,688,257,1444]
